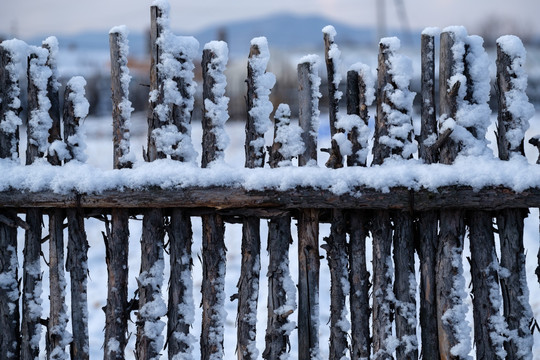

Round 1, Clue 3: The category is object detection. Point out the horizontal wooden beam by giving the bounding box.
[0,186,539,213]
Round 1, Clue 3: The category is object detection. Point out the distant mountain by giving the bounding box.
[23,12,380,58]
[191,12,377,56]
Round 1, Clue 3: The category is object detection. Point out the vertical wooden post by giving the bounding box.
[323,27,344,169]
[436,30,469,360]
[104,26,133,360]
[167,209,194,358]
[296,56,321,360]
[63,78,90,360]
[0,208,19,360]
[42,37,62,166]
[264,106,297,359]
[417,30,441,360]
[496,36,534,359]
[200,41,229,360]
[146,4,166,161]
[372,41,392,165]
[371,210,393,360]
[66,210,89,360]
[47,208,70,359]
[297,58,320,167]
[22,47,50,360]
[346,68,371,360]
[0,44,21,160]
[322,26,349,360]
[468,211,506,359]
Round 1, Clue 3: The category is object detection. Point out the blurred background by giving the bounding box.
[1,0,540,121]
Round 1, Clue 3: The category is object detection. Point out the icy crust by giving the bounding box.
[298,55,322,143]
[24,259,43,349]
[110,25,135,165]
[440,27,492,157]
[5,156,540,195]
[28,47,53,155]
[497,35,535,154]
[274,104,305,166]
[422,27,441,37]
[379,37,417,159]
[204,41,230,164]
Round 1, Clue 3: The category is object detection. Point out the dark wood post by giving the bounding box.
[297,57,320,167]
[42,37,62,166]
[264,104,297,359]
[0,44,21,160]
[22,47,50,360]
[436,30,469,360]
[200,41,229,360]
[146,4,166,161]
[297,56,321,360]
[346,69,372,359]
[373,37,418,360]
[322,26,350,360]
[496,36,534,359]
[417,30,441,360]
[47,208,69,359]
[63,77,90,360]
[323,26,344,169]
[236,38,274,359]
[167,209,195,358]
[104,26,133,360]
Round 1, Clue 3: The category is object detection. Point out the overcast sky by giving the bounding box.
[1,0,539,40]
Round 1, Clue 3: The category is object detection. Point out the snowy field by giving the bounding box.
[14,109,540,359]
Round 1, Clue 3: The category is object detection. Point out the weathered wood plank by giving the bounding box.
[2,185,540,210]
[0,44,21,160]
[42,37,62,166]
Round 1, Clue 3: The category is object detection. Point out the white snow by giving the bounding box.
[273,104,305,166]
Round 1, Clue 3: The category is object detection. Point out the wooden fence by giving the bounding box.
[1,3,540,360]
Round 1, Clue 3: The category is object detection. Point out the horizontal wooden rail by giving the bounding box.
[0,185,539,211]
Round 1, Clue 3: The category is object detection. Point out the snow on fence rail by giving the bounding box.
[0,2,540,360]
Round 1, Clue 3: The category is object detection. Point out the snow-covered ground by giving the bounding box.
[15,109,539,359]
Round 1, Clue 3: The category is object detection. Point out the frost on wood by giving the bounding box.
[373,37,416,164]
[245,36,276,168]
[496,35,535,160]
[110,25,135,168]
[202,41,230,167]
[439,27,492,159]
